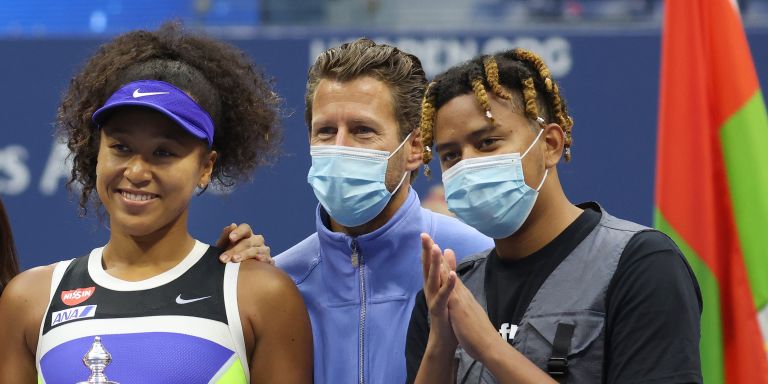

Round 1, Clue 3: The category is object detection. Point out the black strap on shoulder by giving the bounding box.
[547,322,575,383]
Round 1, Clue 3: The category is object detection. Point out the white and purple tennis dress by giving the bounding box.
[36,240,249,383]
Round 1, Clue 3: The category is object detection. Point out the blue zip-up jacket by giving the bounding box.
[276,188,493,384]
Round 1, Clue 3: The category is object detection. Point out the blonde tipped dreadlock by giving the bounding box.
[483,57,513,101]
[513,48,574,160]
[419,81,437,177]
[520,77,541,122]
[471,76,494,125]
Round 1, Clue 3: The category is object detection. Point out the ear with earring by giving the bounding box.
[196,183,209,196]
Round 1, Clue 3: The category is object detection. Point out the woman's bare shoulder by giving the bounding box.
[0,262,60,348]
[235,260,308,325]
[2,263,58,306]
[236,259,300,299]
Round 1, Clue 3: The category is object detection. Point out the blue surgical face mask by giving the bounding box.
[307,133,412,227]
[442,128,547,239]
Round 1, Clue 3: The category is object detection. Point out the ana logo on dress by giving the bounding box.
[61,286,96,306]
[51,305,97,326]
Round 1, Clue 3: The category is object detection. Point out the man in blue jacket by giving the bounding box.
[275,38,493,384]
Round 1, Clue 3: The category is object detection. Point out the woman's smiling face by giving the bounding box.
[95,107,215,238]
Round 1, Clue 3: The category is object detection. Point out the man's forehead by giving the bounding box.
[316,76,390,95]
[313,78,396,117]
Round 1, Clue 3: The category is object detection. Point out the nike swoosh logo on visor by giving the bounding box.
[133,89,170,98]
[175,294,212,304]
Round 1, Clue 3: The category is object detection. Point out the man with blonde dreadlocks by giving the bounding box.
[405,49,702,384]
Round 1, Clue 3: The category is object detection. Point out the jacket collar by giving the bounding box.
[315,187,424,271]
[316,187,420,249]
[314,188,425,301]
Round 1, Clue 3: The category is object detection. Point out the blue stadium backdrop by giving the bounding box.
[1,28,767,268]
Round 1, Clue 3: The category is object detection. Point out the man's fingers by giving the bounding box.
[433,270,456,310]
[438,251,451,282]
[241,246,271,262]
[420,233,434,281]
[215,223,238,249]
[229,223,260,243]
[421,233,434,251]
[246,251,274,265]
[218,225,267,264]
[225,245,271,263]
[426,244,443,294]
[447,276,467,308]
[444,248,457,272]
[217,222,260,252]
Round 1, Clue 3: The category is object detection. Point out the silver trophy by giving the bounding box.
[76,336,119,384]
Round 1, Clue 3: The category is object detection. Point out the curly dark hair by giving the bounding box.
[58,22,281,214]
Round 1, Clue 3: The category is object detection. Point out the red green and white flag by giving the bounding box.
[655,0,768,382]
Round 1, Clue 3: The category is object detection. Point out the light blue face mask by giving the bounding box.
[442,128,547,239]
[307,133,411,228]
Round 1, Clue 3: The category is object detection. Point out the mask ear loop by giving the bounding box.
[386,131,413,160]
[387,131,414,195]
[523,118,548,192]
[535,168,549,192]
[521,125,545,159]
[391,170,410,196]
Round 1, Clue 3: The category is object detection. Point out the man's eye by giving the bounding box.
[314,127,335,138]
[441,152,459,163]
[479,138,498,149]
[354,126,375,135]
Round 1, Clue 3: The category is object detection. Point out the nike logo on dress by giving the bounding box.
[133,89,170,98]
[175,294,212,304]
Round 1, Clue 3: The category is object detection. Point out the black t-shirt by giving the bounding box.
[405,204,703,384]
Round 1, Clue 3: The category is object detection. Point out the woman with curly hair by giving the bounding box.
[0,23,312,383]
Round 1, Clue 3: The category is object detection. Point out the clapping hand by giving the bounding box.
[420,233,458,349]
